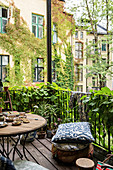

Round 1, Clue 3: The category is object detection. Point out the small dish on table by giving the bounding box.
[0,122,8,128]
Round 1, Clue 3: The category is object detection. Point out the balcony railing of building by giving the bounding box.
[1,89,113,154]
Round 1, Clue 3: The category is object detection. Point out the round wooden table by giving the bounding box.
[0,114,47,137]
[0,114,47,162]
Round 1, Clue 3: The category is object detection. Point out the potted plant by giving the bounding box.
[34,101,58,139]
[37,127,46,139]
[3,81,9,91]
[0,97,4,113]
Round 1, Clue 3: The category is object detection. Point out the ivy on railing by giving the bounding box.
[81,87,113,153]
[1,84,113,153]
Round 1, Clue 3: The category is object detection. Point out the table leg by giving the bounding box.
[10,135,23,161]
[0,136,23,161]
[21,133,39,164]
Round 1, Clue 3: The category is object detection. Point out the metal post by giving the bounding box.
[47,0,52,83]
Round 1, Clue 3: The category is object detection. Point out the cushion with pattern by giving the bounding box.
[52,122,94,144]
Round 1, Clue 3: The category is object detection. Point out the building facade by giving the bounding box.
[74,25,112,92]
[0,0,112,92]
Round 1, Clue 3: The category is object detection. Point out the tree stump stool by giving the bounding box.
[76,158,95,170]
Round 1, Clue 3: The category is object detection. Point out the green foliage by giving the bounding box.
[8,83,72,127]
[53,43,74,90]
[66,0,113,89]
[81,87,113,151]
[34,101,58,129]
[0,97,4,108]
[0,3,46,86]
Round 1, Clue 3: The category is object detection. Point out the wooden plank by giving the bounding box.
[32,139,77,170]
[3,138,78,170]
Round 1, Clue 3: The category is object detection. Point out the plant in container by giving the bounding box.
[37,128,46,139]
[0,97,4,113]
[34,102,58,138]
[3,81,9,91]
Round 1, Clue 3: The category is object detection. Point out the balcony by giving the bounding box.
[1,84,113,169]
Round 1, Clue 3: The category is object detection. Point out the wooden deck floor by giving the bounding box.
[13,138,78,170]
[1,137,97,170]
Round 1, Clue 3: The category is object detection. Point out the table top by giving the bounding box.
[0,114,47,137]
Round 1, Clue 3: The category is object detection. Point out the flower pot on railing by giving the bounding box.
[0,107,2,113]
[4,86,9,91]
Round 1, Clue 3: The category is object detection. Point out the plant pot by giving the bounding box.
[0,113,4,121]
[46,130,53,138]
[37,131,46,139]
[4,86,9,91]
[0,107,2,113]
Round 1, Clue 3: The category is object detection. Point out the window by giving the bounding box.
[102,40,106,51]
[34,58,44,82]
[80,31,83,39]
[52,61,56,81]
[53,24,57,44]
[92,74,98,88]
[93,39,95,51]
[75,42,83,59]
[75,31,78,38]
[75,85,83,92]
[32,14,43,39]
[0,55,9,81]
[0,7,8,33]
[75,64,83,81]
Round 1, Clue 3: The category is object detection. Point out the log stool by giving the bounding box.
[76,158,95,170]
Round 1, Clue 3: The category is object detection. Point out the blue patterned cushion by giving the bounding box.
[52,122,94,144]
[0,156,16,170]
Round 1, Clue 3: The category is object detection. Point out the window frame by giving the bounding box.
[52,60,56,82]
[75,42,83,59]
[52,23,57,44]
[75,31,78,38]
[0,55,9,81]
[75,64,83,82]
[32,14,44,39]
[102,40,106,51]
[0,7,8,33]
[75,85,83,92]
[34,58,44,82]
[80,31,83,39]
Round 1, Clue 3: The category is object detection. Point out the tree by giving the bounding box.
[66,0,113,89]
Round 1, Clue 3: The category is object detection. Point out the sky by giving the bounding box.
[64,0,107,29]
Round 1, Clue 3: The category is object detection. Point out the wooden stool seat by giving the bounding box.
[76,158,95,170]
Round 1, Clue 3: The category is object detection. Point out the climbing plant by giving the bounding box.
[51,0,75,90]
[0,0,75,89]
[0,1,46,86]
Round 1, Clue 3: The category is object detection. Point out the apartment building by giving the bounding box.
[74,25,112,92]
[0,0,73,85]
[0,0,46,83]
[0,0,112,92]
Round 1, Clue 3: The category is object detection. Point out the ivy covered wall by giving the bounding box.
[0,0,75,90]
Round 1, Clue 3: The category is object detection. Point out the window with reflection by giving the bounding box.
[75,85,83,92]
[52,61,56,81]
[75,31,78,38]
[0,7,8,33]
[102,40,106,51]
[75,42,83,59]
[75,64,83,81]
[0,55,9,81]
[80,31,83,39]
[53,24,57,44]
[34,58,44,82]
[32,14,43,39]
